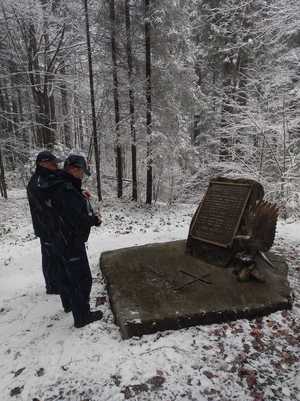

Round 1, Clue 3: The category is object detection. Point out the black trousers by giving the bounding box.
[56,242,92,324]
[40,239,59,293]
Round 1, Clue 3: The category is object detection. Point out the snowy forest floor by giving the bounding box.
[0,190,299,401]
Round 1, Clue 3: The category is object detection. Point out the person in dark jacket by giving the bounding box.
[48,155,103,328]
[27,150,62,294]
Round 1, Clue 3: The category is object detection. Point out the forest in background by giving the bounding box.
[0,0,299,216]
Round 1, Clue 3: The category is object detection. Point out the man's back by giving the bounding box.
[27,166,59,240]
[49,171,99,246]
[26,154,62,294]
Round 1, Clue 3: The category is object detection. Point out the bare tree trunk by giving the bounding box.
[60,62,71,148]
[236,53,248,108]
[145,0,152,204]
[219,59,234,161]
[125,0,137,201]
[192,113,200,144]
[233,50,248,159]
[17,88,29,150]
[78,108,84,148]
[42,9,57,145]
[0,85,15,168]
[1,87,14,134]
[0,147,8,199]
[281,96,287,219]
[110,0,123,198]
[83,0,102,201]
[26,24,55,148]
[258,137,265,177]
[73,92,83,149]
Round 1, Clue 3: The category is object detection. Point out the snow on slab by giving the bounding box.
[0,190,299,401]
[277,220,300,244]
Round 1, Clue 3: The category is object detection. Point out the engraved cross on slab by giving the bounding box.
[190,180,252,248]
[174,270,212,291]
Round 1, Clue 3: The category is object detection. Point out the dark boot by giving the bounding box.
[74,311,103,328]
[60,291,72,313]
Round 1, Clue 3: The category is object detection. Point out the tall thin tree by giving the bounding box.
[125,0,137,201]
[60,61,71,148]
[83,0,102,201]
[144,0,152,204]
[0,147,7,199]
[110,0,123,198]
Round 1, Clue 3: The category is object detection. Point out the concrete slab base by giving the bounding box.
[100,240,292,339]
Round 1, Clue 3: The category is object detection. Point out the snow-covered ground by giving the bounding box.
[0,190,299,401]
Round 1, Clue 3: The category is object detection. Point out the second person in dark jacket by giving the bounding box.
[47,155,103,328]
[27,150,62,294]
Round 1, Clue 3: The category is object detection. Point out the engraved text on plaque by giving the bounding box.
[190,181,252,247]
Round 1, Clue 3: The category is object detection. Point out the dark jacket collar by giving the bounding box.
[60,170,82,192]
[36,167,64,190]
[36,165,56,177]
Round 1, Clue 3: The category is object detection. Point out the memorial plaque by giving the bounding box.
[190,181,252,248]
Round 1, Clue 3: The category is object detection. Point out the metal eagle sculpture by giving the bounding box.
[232,200,279,282]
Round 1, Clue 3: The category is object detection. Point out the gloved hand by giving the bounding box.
[83,190,92,200]
[94,213,102,227]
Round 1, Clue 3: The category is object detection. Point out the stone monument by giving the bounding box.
[100,177,292,339]
[186,177,278,281]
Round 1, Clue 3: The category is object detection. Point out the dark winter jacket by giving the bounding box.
[44,171,100,248]
[27,166,61,240]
